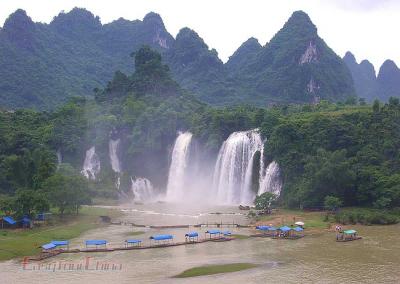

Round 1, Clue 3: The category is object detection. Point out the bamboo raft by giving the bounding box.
[27,237,233,261]
[111,222,244,229]
[336,236,362,242]
[271,235,305,240]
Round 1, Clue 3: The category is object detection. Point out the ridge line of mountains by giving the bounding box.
[0,8,398,110]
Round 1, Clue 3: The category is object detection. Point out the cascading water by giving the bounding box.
[258,161,282,196]
[81,146,100,180]
[56,150,62,168]
[213,129,263,205]
[109,139,121,189]
[131,177,156,203]
[165,132,193,202]
[109,139,121,173]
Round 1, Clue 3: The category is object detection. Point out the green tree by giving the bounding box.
[372,99,380,113]
[254,192,278,212]
[0,196,15,215]
[13,189,50,218]
[324,196,343,212]
[41,165,90,215]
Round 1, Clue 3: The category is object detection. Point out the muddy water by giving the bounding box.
[1,203,400,284]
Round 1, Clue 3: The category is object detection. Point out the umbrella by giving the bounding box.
[295,221,305,226]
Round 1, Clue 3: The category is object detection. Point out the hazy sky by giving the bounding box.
[1,0,399,70]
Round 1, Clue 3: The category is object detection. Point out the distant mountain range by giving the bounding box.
[343,52,400,102]
[0,8,397,109]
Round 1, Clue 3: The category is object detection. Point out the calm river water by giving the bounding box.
[1,203,400,283]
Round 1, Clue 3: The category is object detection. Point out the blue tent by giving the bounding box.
[85,240,107,246]
[51,240,69,247]
[42,243,57,250]
[279,226,292,232]
[36,212,52,221]
[293,227,304,232]
[150,234,173,241]
[22,217,31,225]
[268,226,277,231]
[205,229,221,235]
[185,232,199,238]
[256,225,270,231]
[223,231,232,236]
[3,216,16,225]
[126,239,141,244]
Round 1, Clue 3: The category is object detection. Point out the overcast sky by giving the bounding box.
[1,0,399,71]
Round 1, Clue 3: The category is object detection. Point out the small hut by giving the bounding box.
[150,234,174,245]
[292,226,304,238]
[42,243,57,251]
[205,229,222,239]
[1,216,17,229]
[85,240,107,249]
[185,232,199,242]
[51,240,69,250]
[337,229,361,242]
[278,226,292,238]
[125,239,142,247]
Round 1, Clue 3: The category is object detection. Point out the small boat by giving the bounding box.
[336,229,362,242]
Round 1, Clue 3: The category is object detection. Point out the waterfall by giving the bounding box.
[109,139,121,189]
[213,129,263,205]
[258,161,282,196]
[109,139,121,173]
[56,150,62,168]
[131,177,156,203]
[165,132,193,202]
[81,146,101,180]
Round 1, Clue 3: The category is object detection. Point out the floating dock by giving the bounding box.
[27,237,233,261]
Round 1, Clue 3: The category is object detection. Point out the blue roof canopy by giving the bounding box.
[256,225,270,231]
[185,232,199,238]
[85,240,107,246]
[22,217,31,223]
[268,226,277,231]
[126,239,142,244]
[51,240,69,246]
[3,216,16,225]
[293,227,304,232]
[206,229,221,235]
[42,243,56,250]
[150,234,173,241]
[223,231,231,236]
[279,226,292,232]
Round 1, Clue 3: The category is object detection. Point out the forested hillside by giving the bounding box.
[1,47,399,220]
[0,9,172,109]
[0,8,366,110]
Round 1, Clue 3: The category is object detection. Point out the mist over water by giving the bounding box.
[131,177,157,203]
[164,129,282,206]
[82,129,281,205]
[81,146,100,180]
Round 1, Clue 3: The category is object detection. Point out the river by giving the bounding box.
[1,203,399,283]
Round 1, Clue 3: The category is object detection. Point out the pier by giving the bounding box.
[27,236,233,261]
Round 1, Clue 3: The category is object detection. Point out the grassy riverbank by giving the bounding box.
[253,207,400,231]
[253,209,329,230]
[174,263,258,278]
[0,206,121,261]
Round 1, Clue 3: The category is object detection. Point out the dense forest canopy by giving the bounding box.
[1,8,399,110]
[1,46,400,220]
